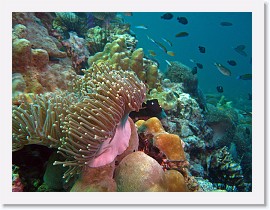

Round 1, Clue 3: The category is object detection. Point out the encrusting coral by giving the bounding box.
[12,63,146,183]
[135,117,196,191]
[136,117,188,170]
[87,35,160,90]
[62,31,90,74]
[12,13,77,96]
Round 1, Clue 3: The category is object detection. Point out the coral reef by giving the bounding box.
[165,61,198,96]
[136,117,202,192]
[12,13,77,96]
[231,124,252,183]
[204,104,237,147]
[87,35,139,70]
[207,146,247,192]
[195,177,217,192]
[12,73,26,100]
[147,82,183,111]
[136,117,188,171]
[11,12,252,193]
[62,31,90,74]
[150,89,213,151]
[87,34,160,89]
[71,161,117,192]
[164,61,207,110]
[86,26,110,55]
[53,12,88,38]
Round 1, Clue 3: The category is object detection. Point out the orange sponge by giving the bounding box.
[164,170,188,192]
[138,117,165,134]
[154,133,185,161]
[136,117,186,162]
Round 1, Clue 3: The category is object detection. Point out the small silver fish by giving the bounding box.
[214,63,231,76]
[161,37,172,47]
[147,35,155,43]
[165,60,172,66]
[135,25,148,29]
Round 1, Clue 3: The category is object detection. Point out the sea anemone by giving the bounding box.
[12,91,79,151]
[12,63,146,182]
[54,63,146,181]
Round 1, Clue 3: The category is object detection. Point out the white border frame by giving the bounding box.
[0,0,265,205]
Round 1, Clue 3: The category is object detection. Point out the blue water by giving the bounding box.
[123,12,252,110]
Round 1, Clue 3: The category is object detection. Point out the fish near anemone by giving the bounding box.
[12,63,146,182]
[129,99,166,120]
[214,63,232,76]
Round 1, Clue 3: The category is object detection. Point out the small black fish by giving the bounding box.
[198,46,205,53]
[177,16,188,25]
[129,99,166,119]
[236,74,252,80]
[220,21,233,26]
[216,86,224,93]
[227,60,237,66]
[161,13,173,20]
[248,93,252,100]
[234,45,248,57]
[196,63,203,69]
[245,127,250,135]
[175,32,189,37]
[191,67,197,75]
